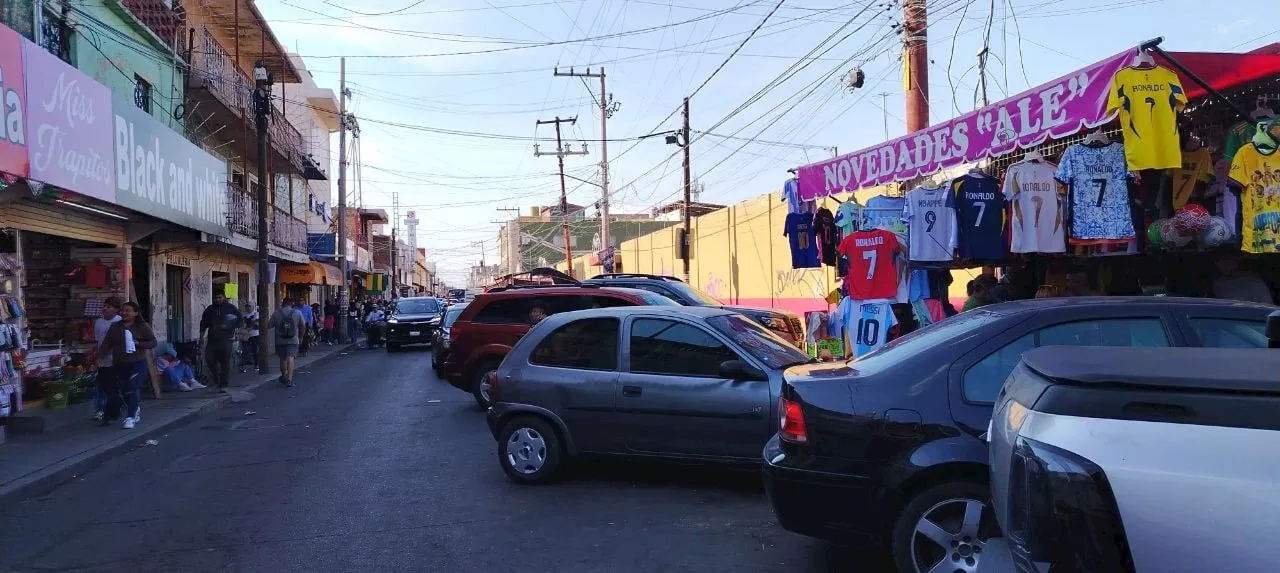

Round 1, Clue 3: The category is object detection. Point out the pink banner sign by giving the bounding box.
[0,25,27,178]
[798,51,1131,200]
[22,40,115,202]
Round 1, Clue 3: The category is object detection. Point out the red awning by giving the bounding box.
[1159,51,1280,101]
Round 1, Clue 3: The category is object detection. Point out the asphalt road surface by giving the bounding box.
[0,346,886,572]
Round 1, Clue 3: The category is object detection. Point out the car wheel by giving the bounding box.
[472,359,500,409]
[498,416,564,485]
[891,482,998,573]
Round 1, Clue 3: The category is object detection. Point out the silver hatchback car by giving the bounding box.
[485,306,813,484]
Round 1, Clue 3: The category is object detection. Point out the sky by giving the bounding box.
[256,0,1278,285]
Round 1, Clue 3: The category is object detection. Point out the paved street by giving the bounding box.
[0,346,882,573]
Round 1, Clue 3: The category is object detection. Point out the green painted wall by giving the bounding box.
[63,0,184,132]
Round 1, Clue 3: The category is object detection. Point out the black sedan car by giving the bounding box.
[762,296,1276,573]
[431,302,468,376]
[385,297,444,351]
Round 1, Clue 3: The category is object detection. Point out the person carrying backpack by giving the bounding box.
[269,298,306,387]
[200,289,242,393]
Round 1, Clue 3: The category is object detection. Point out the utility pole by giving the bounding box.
[903,0,929,132]
[251,61,271,374]
[877,92,891,139]
[681,97,692,284]
[335,57,351,343]
[554,67,617,272]
[533,116,588,277]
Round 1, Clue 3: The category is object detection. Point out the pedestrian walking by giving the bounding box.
[240,302,260,371]
[199,289,242,393]
[89,297,122,422]
[101,302,156,429]
[268,298,305,387]
[310,303,324,345]
[324,298,339,344]
[297,299,315,357]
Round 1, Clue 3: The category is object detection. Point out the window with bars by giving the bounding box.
[134,75,153,113]
[39,8,69,63]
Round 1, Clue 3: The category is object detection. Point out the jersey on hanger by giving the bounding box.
[783,212,821,268]
[1056,142,1136,242]
[1173,147,1213,209]
[812,207,839,266]
[835,201,862,238]
[903,184,957,262]
[851,301,897,357]
[1228,144,1280,254]
[1105,65,1187,170]
[837,228,899,300]
[1003,161,1065,253]
[952,174,1006,260]
[863,195,908,242]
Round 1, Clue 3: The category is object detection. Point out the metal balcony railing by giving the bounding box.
[190,30,308,173]
[224,184,308,254]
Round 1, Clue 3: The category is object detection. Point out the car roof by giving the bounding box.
[1022,346,1280,394]
[477,285,657,299]
[397,296,439,301]
[540,305,735,321]
[980,296,1277,314]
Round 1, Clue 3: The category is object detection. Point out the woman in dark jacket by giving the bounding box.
[102,302,157,429]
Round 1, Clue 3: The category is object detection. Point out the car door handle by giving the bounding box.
[622,385,642,397]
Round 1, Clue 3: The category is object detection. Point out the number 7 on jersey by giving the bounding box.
[862,249,877,279]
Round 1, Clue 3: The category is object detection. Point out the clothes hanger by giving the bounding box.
[1132,48,1155,69]
[1023,149,1045,162]
[1251,96,1275,120]
[1083,130,1111,146]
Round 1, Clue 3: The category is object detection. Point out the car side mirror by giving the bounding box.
[719,360,768,382]
[1267,310,1280,349]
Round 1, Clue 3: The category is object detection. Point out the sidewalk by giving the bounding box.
[0,339,363,506]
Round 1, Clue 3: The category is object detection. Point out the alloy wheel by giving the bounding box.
[505,427,547,474]
[911,498,994,573]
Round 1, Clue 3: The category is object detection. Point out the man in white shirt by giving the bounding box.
[90,297,122,422]
[241,303,260,372]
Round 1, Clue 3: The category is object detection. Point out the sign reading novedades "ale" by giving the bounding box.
[112,95,228,237]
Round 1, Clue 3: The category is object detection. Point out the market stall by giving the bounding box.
[786,40,1280,359]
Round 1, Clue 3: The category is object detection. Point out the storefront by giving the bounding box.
[278,261,343,305]
[788,42,1280,360]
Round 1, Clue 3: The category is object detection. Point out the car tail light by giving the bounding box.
[1008,436,1134,573]
[779,397,807,444]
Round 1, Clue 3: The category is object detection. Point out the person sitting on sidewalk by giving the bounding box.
[155,344,207,392]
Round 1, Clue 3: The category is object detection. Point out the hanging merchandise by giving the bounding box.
[862,195,908,241]
[1105,61,1187,171]
[833,299,897,358]
[1205,158,1240,237]
[903,183,958,263]
[1173,144,1214,210]
[837,228,900,300]
[1003,159,1066,253]
[812,206,839,266]
[1056,141,1136,243]
[902,269,931,302]
[1227,123,1280,254]
[782,178,814,214]
[834,197,862,238]
[952,172,1007,261]
[783,212,821,269]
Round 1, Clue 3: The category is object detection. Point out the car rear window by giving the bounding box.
[472,298,528,324]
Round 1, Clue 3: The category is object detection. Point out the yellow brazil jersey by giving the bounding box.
[1173,147,1213,209]
[1105,65,1187,171]
[1228,144,1280,253]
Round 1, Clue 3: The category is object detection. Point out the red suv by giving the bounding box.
[443,284,677,407]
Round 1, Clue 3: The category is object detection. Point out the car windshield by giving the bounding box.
[637,292,682,306]
[443,305,467,327]
[395,299,441,315]
[707,314,811,369]
[849,309,1004,371]
[669,282,722,305]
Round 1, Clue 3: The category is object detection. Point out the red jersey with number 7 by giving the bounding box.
[837,228,899,300]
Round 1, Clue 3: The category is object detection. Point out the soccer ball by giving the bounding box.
[1161,219,1194,248]
[1200,216,1232,247]
[1172,204,1211,236]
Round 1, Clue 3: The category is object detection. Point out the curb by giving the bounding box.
[0,342,362,507]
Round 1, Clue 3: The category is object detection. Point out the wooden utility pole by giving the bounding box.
[533,117,588,277]
[251,61,271,374]
[335,58,351,342]
[681,97,692,283]
[553,67,617,271]
[903,0,929,131]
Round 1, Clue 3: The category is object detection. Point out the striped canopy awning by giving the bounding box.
[365,273,387,293]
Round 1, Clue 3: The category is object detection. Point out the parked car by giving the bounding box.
[990,342,1280,573]
[761,297,1277,573]
[582,273,807,347]
[384,297,443,351]
[486,306,813,485]
[443,284,678,408]
[431,302,468,376]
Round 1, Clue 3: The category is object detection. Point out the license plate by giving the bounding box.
[409,331,420,336]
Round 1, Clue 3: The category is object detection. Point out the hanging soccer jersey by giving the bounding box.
[837,228,899,300]
[835,200,862,238]
[1173,147,1213,209]
[951,173,1006,260]
[863,195,908,241]
[851,301,896,357]
[1056,143,1135,242]
[1106,64,1187,170]
[1003,161,1065,253]
[1228,143,1280,254]
[903,184,957,262]
[783,212,821,268]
